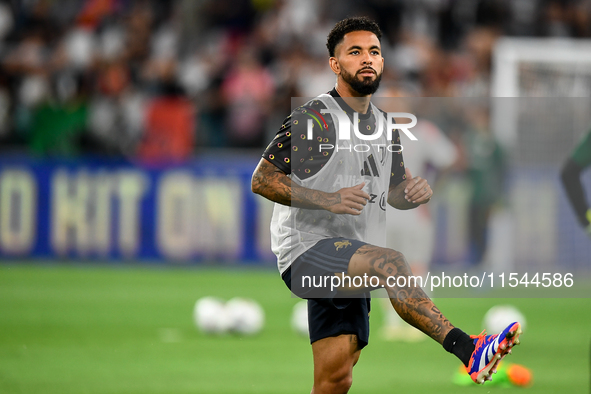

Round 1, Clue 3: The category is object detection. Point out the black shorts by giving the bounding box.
[282,237,371,349]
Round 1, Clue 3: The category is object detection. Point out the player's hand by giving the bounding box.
[404,168,432,205]
[328,183,370,215]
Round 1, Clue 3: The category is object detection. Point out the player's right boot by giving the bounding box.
[467,322,522,384]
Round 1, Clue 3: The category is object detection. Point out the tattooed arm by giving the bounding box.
[251,158,370,215]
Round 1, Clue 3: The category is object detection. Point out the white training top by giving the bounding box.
[271,94,393,274]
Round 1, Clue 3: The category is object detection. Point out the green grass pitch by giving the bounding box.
[0,264,589,393]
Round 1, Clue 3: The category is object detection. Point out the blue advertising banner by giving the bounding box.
[0,154,588,270]
[0,154,276,264]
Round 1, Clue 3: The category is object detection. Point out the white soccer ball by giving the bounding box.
[225,297,265,335]
[291,300,309,337]
[193,296,230,334]
[483,304,526,335]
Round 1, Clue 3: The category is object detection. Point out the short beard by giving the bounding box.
[341,68,382,95]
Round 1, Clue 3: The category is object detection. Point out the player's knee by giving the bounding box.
[375,249,411,279]
[317,372,352,394]
[335,375,353,393]
[315,361,354,394]
[387,249,407,264]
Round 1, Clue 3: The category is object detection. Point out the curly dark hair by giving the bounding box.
[326,17,382,57]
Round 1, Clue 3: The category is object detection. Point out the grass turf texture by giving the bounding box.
[0,264,589,393]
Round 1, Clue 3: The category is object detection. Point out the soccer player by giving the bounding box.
[251,17,521,393]
[561,129,591,236]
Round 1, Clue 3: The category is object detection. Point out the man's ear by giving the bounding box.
[329,57,340,75]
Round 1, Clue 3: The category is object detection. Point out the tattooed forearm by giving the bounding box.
[251,158,340,210]
[387,182,417,210]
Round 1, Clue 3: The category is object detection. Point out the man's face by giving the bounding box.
[333,30,384,95]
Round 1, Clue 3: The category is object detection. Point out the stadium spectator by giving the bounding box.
[1,0,591,154]
[461,105,506,265]
[561,129,591,236]
[138,87,195,162]
[221,47,274,148]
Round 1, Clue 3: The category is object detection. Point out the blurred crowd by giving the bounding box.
[0,0,590,159]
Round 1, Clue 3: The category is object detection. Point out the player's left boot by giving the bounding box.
[467,322,522,384]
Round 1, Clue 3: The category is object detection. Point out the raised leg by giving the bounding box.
[348,244,454,343]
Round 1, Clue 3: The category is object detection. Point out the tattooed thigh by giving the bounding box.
[348,245,412,281]
[347,245,426,297]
